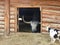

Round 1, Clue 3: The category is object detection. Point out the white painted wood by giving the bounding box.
[18,18,22,20]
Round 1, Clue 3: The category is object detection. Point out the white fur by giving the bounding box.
[31,21,38,31]
[46,25,60,43]
[49,29,57,43]
[50,29,57,39]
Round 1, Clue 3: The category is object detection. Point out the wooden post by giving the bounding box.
[5,0,10,35]
[15,8,18,32]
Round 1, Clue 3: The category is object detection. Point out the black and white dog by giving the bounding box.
[47,25,60,43]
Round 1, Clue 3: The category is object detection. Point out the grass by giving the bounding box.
[0,32,60,45]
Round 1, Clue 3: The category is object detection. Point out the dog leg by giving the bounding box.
[57,38,60,42]
[58,35,60,42]
[59,40,60,43]
[58,39,60,42]
[51,38,56,44]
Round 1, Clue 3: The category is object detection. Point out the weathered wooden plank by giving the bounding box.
[10,20,15,22]
[42,13,60,17]
[42,25,60,31]
[10,0,60,6]
[10,12,15,15]
[42,22,60,27]
[10,24,15,27]
[0,19,4,21]
[39,1,60,6]
[42,9,60,13]
[42,23,60,30]
[42,27,46,31]
[10,7,15,11]
[0,6,5,9]
[42,18,55,22]
[42,22,50,27]
[10,14,15,15]
[10,27,15,29]
[10,0,19,3]
[42,11,60,16]
[1,0,60,6]
[42,16,60,21]
[0,11,4,13]
[0,29,4,31]
[10,20,15,23]
[42,22,60,29]
[42,26,60,30]
[42,20,60,24]
[42,14,55,19]
[0,25,4,27]
[10,15,15,18]
[0,27,4,29]
[0,15,4,17]
[10,28,14,31]
[0,13,5,15]
[0,1,4,4]
[0,21,4,24]
[42,18,60,24]
[0,9,5,12]
[41,29,47,32]
[42,21,60,24]
[0,17,4,19]
[42,6,60,11]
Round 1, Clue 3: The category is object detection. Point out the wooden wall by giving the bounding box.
[0,1,5,33]
[0,1,16,34]
[41,6,60,32]
[10,6,16,32]
[0,0,60,33]
[10,0,60,32]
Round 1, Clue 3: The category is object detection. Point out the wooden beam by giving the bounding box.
[5,0,10,35]
[14,7,18,32]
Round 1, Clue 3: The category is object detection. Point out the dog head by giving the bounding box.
[46,25,51,32]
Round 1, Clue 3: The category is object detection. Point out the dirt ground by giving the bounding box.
[0,32,60,45]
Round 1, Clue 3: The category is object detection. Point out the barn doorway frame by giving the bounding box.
[15,6,42,33]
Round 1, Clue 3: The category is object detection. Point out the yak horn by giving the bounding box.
[22,16,31,24]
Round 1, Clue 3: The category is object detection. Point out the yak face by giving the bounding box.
[31,21,39,32]
[30,16,40,33]
[22,15,40,33]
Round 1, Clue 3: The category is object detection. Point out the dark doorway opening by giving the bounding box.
[17,8,41,33]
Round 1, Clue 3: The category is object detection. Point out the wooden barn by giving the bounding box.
[0,0,60,35]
